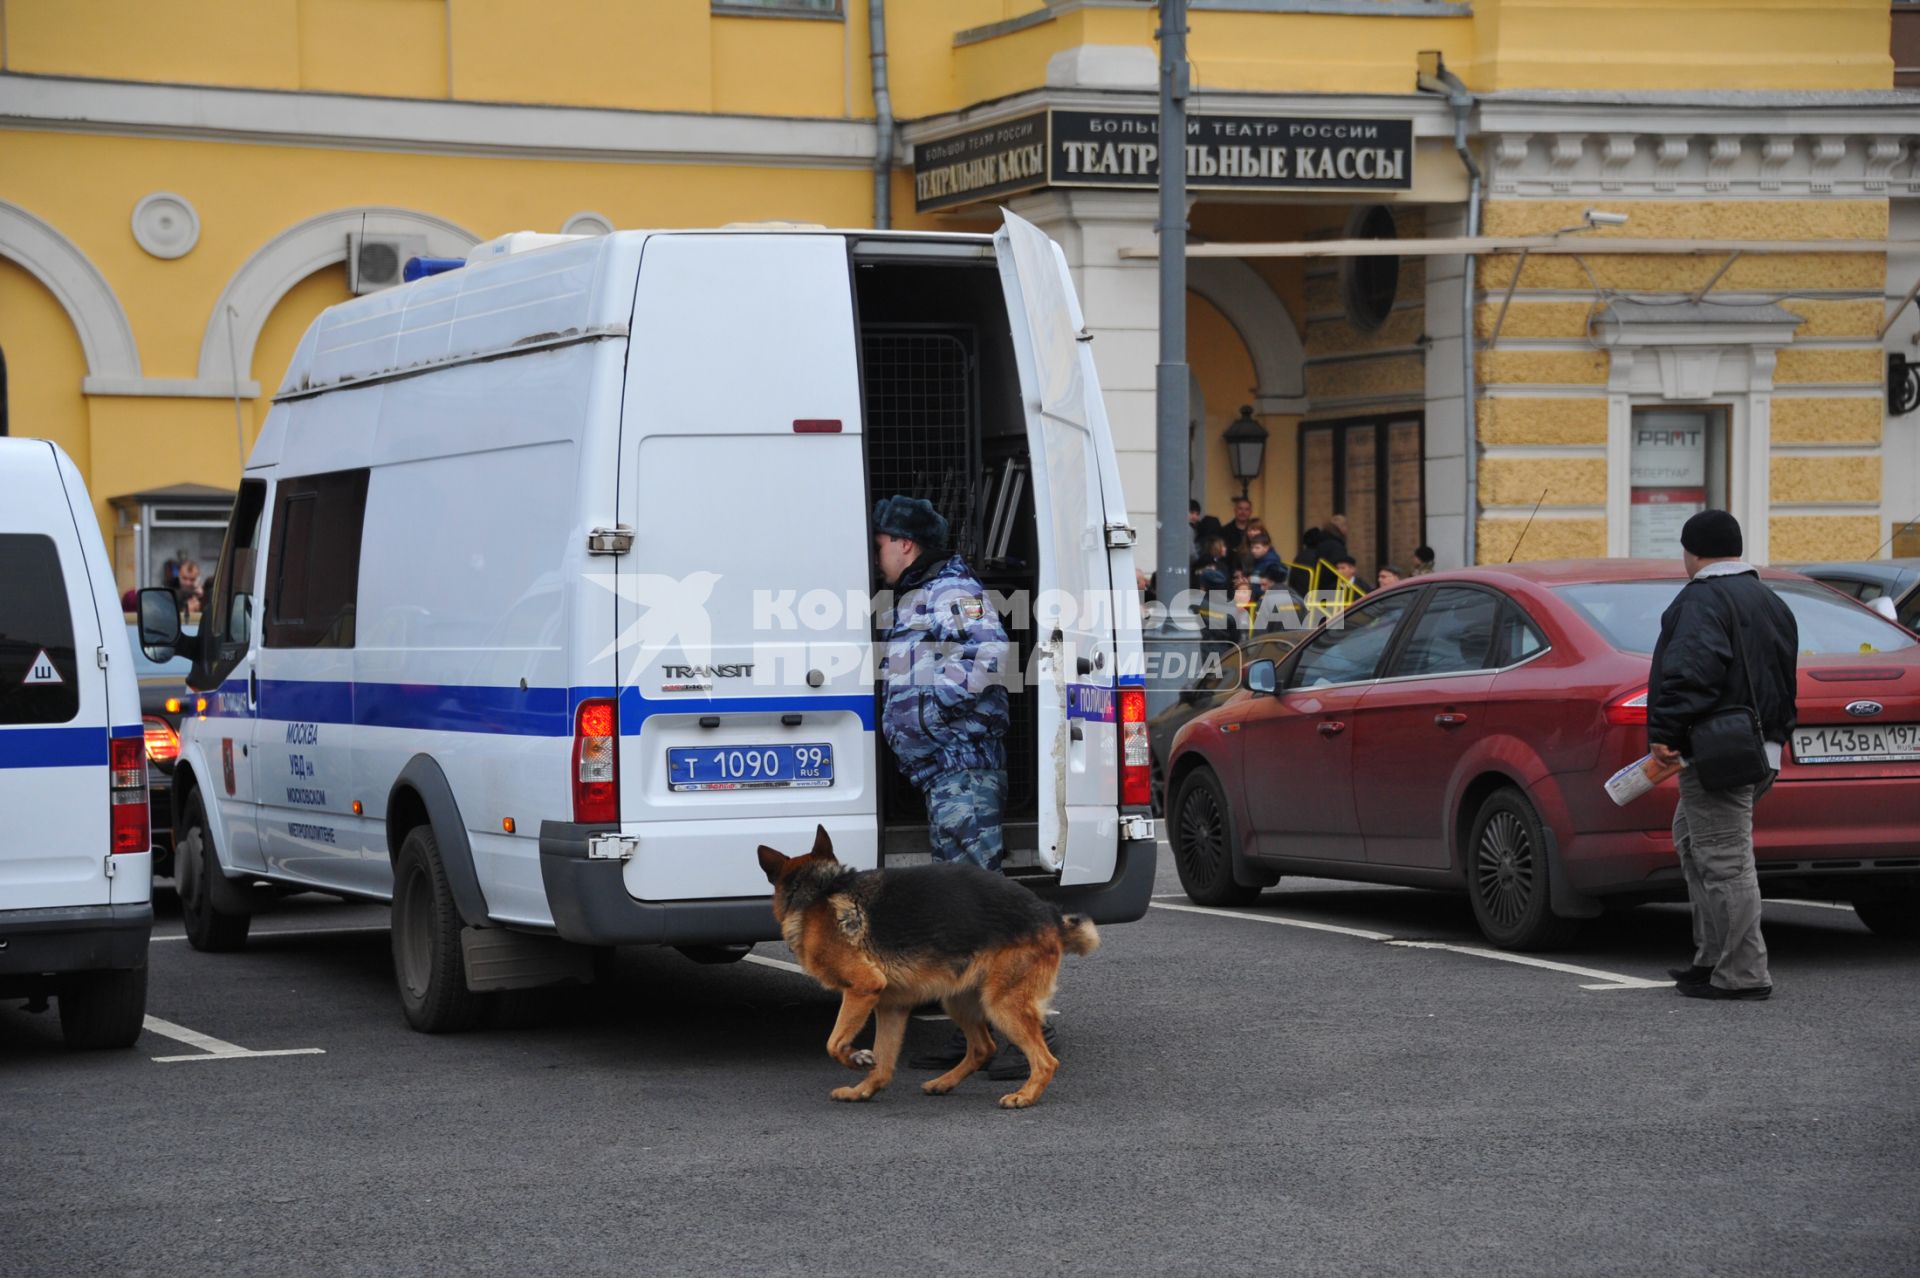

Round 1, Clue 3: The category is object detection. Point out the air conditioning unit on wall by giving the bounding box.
[347,232,429,294]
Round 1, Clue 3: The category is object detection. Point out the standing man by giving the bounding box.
[873,496,1056,1075]
[872,495,1011,871]
[1647,510,1798,1001]
[1220,496,1255,559]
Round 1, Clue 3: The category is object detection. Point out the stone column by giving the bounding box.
[1423,202,1472,570]
[1008,189,1167,568]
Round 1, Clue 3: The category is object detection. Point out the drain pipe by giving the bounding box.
[869,0,894,229]
[1420,54,1481,567]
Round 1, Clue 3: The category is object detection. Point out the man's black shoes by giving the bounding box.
[986,1023,1060,1080]
[1668,964,1714,987]
[908,1027,980,1071]
[1676,981,1772,1001]
[909,1021,1062,1073]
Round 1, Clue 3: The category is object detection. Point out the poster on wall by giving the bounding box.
[1630,488,1707,557]
[1630,413,1711,556]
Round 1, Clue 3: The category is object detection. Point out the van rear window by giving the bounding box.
[0,533,82,725]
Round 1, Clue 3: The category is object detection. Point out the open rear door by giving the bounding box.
[995,211,1120,885]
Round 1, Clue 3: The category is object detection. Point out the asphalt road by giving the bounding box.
[4,849,1917,1277]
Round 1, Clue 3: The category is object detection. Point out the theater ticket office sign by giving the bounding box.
[913,109,1415,213]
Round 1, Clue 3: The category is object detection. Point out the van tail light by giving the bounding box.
[572,698,619,824]
[110,736,150,854]
[1119,687,1151,807]
[143,715,179,765]
[1606,688,1649,726]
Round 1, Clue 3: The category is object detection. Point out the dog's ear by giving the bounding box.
[810,823,837,862]
[756,844,790,885]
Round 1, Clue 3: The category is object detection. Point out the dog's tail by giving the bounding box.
[1058,913,1101,957]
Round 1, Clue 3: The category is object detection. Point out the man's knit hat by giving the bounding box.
[872,495,948,550]
[1680,509,1743,559]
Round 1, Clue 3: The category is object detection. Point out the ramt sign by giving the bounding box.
[913,109,1414,213]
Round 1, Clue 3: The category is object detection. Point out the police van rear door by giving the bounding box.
[614,232,878,902]
[0,442,118,910]
[994,211,1121,886]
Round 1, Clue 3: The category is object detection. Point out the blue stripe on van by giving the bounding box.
[614,686,875,732]
[199,678,876,736]
[0,726,107,768]
[111,723,144,738]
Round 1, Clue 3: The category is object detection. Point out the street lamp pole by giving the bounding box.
[1154,0,1190,622]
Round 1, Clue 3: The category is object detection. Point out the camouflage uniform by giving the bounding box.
[879,552,1011,871]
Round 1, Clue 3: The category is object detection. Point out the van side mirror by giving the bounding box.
[1869,596,1899,624]
[137,588,182,662]
[1246,659,1277,695]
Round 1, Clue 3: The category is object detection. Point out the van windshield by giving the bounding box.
[0,533,82,725]
[1555,578,1920,656]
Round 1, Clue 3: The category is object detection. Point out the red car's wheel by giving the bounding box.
[1171,767,1262,907]
[1464,788,1580,951]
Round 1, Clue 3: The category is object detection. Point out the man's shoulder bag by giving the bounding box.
[1687,581,1772,792]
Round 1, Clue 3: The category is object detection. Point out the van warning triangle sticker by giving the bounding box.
[24,649,63,685]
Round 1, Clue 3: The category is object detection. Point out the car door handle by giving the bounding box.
[1434,712,1468,728]
[1317,720,1346,737]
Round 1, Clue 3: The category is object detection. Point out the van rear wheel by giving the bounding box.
[57,965,148,1049]
[177,790,251,952]
[392,825,491,1033]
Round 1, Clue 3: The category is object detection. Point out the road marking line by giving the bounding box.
[1770,898,1852,911]
[1149,900,1395,941]
[143,1016,325,1063]
[151,925,390,943]
[1383,941,1671,990]
[1149,901,1666,991]
[742,954,807,976]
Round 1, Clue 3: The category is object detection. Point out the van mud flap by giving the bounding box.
[1026,835,1155,925]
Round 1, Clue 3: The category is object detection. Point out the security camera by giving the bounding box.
[1584,210,1629,228]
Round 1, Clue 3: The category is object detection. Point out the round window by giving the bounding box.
[1343,205,1400,332]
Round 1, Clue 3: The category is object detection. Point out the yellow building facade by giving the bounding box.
[1,0,1914,585]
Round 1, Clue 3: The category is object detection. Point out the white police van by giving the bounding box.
[0,438,152,1048]
[148,213,1153,1032]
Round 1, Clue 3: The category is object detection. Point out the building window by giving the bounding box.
[1298,413,1425,580]
[712,0,842,15]
[1343,205,1400,333]
[1628,406,1728,558]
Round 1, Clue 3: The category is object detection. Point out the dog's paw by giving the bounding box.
[998,1092,1036,1110]
[848,1048,875,1069]
[831,1085,874,1103]
[922,1079,955,1096]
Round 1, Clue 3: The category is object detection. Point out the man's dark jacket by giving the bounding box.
[1646,568,1799,754]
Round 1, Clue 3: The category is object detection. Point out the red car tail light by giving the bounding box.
[109,736,150,854]
[572,698,618,824]
[143,714,179,765]
[1606,688,1649,726]
[1119,686,1151,807]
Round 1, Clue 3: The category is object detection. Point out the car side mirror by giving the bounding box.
[1246,658,1277,695]
[137,588,182,662]
[1869,596,1899,624]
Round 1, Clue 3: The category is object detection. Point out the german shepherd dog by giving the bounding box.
[756,825,1099,1109]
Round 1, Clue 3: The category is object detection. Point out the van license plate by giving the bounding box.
[667,744,834,792]
[1791,724,1920,764]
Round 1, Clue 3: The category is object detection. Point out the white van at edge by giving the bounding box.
[159,213,1154,1031]
[0,438,152,1048]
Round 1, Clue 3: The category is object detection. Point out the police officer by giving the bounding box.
[872,495,1010,870]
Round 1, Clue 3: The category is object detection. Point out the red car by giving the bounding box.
[1164,560,1920,949]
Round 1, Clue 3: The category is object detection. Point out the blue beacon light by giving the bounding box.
[403,256,467,282]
